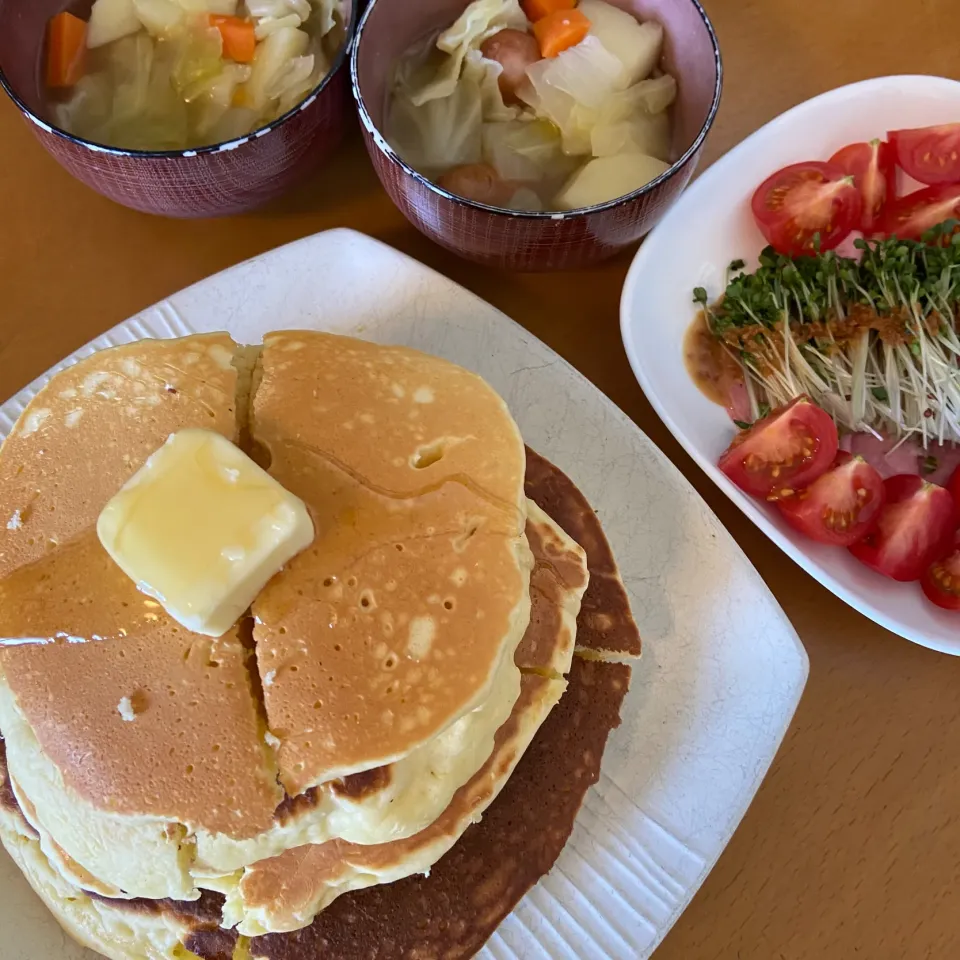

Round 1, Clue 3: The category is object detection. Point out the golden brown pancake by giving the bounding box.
[0,335,280,900]
[227,674,565,935]
[251,332,533,794]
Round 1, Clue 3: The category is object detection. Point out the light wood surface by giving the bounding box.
[3,1,960,957]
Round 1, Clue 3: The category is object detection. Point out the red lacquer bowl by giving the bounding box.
[0,0,355,218]
[351,0,722,271]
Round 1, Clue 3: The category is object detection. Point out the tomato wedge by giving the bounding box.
[889,124,960,186]
[880,183,960,239]
[922,533,960,610]
[949,464,960,513]
[750,161,862,256]
[718,396,839,500]
[829,139,895,234]
[848,475,957,581]
[777,452,885,546]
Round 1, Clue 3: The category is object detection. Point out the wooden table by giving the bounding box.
[3,1,960,956]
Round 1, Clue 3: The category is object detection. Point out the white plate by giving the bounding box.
[622,74,960,656]
[0,229,807,960]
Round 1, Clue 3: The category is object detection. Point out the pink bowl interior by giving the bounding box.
[356,0,720,172]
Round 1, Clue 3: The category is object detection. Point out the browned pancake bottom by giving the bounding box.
[525,448,642,659]
[249,657,630,960]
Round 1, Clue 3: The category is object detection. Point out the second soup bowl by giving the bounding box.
[352,0,722,271]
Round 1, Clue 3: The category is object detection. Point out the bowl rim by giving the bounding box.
[0,1,356,160]
[350,0,723,219]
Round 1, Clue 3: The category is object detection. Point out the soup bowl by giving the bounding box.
[351,0,722,271]
[0,0,355,218]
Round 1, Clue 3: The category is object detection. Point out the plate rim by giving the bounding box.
[620,73,960,655]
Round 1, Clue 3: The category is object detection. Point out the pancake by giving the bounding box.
[218,501,588,935]
[0,335,281,900]
[250,332,532,796]
[225,673,566,935]
[525,447,643,659]
[515,500,589,676]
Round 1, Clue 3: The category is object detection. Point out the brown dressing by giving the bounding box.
[683,311,744,408]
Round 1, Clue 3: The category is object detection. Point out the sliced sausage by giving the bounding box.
[480,28,542,103]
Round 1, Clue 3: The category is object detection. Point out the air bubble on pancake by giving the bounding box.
[359,590,376,611]
[449,567,468,587]
[207,344,235,371]
[406,616,435,661]
[413,387,435,404]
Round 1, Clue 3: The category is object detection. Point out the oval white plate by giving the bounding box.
[0,230,807,959]
[621,74,960,655]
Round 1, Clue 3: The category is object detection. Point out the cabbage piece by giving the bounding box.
[269,53,316,115]
[246,0,310,19]
[242,25,308,112]
[175,0,238,14]
[103,34,189,148]
[600,74,677,122]
[578,0,663,85]
[554,152,669,210]
[308,0,339,37]
[254,14,303,39]
[461,49,520,122]
[170,23,224,93]
[533,35,626,107]
[518,61,590,155]
[87,0,143,49]
[386,73,483,173]
[187,62,252,135]
[206,106,258,141]
[133,0,185,37]
[54,73,113,138]
[482,118,575,185]
[590,110,671,160]
[410,0,527,106]
[108,33,156,123]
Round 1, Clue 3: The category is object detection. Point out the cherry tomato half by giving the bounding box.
[777,452,885,546]
[922,532,960,611]
[849,475,957,582]
[889,123,960,186]
[750,161,862,256]
[829,139,896,234]
[880,183,960,240]
[719,396,839,500]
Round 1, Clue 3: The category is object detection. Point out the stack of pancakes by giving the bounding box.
[0,332,640,960]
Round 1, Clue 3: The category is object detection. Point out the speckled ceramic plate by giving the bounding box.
[0,229,807,959]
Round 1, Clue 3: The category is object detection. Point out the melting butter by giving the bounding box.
[97,429,315,638]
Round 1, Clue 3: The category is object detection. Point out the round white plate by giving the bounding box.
[0,230,807,958]
[622,74,960,655]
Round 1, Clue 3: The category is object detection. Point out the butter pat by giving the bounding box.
[97,429,314,637]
